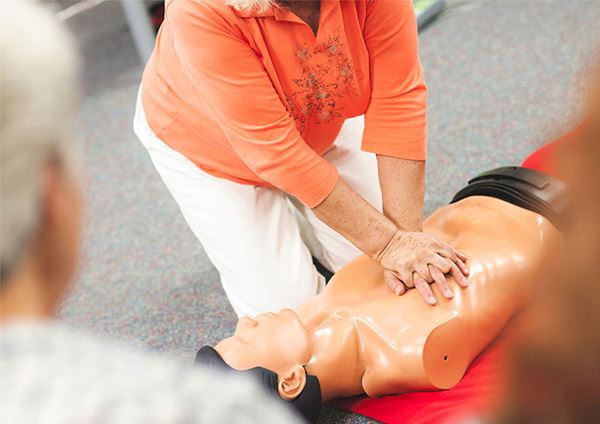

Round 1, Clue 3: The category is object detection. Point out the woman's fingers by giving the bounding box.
[453,256,470,276]
[450,262,470,288]
[437,245,470,276]
[455,249,469,262]
[384,259,468,301]
[436,245,459,263]
[413,273,436,305]
[429,255,452,274]
[428,263,454,299]
[400,270,415,288]
[383,270,406,295]
[377,230,471,301]
[414,262,433,283]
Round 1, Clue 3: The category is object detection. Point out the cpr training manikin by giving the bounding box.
[195,166,568,423]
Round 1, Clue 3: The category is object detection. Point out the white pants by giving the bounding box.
[133,95,381,317]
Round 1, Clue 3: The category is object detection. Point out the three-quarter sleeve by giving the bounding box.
[167,1,338,207]
[362,0,427,160]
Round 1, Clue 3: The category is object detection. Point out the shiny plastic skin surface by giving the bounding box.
[215,196,562,401]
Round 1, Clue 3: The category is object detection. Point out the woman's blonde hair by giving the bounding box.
[225,0,277,13]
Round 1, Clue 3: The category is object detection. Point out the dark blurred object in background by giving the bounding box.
[149,1,164,33]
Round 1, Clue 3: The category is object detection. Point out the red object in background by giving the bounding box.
[328,133,580,423]
[521,125,582,175]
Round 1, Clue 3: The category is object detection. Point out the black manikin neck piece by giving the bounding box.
[451,166,569,229]
[195,346,322,423]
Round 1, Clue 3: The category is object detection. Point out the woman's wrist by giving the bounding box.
[312,177,400,259]
[372,228,402,263]
[377,155,425,231]
[366,219,401,261]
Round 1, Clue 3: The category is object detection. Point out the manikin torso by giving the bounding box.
[294,196,562,400]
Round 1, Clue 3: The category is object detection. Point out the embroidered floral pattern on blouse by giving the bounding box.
[285,29,363,133]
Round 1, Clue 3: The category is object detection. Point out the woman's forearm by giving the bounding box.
[376,155,425,232]
[312,177,398,258]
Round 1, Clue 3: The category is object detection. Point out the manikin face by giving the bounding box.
[215,309,312,375]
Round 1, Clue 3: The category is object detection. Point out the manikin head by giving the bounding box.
[0,1,83,318]
[215,309,313,399]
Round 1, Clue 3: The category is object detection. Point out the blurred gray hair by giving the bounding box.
[0,0,81,279]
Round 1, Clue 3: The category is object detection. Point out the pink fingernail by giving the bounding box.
[428,296,436,305]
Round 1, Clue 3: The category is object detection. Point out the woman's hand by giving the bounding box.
[377,231,470,305]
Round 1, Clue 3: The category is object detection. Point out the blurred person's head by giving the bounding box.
[498,59,600,422]
[0,0,82,318]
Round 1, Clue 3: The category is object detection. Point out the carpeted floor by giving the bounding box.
[58,1,600,423]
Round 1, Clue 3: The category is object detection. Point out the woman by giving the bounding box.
[134,0,469,317]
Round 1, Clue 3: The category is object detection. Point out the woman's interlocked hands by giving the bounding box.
[376,230,470,305]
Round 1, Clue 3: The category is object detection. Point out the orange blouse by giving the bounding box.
[141,0,427,207]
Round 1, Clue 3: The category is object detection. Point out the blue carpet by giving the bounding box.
[58,1,600,422]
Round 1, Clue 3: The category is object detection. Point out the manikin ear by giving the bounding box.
[277,364,307,401]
